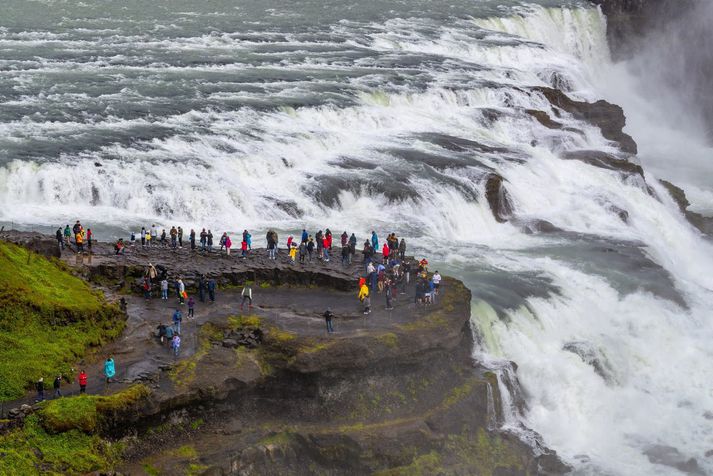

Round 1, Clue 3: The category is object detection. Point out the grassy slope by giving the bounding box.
[0,241,124,401]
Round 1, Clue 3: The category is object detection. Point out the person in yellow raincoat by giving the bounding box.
[359,283,370,315]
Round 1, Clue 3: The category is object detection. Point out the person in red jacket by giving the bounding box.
[382,243,389,264]
[323,236,330,262]
[78,370,88,394]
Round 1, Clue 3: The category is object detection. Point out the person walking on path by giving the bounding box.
[359,282,371,315]
[53,375,62,398]
[143,277,151,300]
[177,278,186,305]
[165,325,174,347]
[207,278,216,303]
[240,283,253,310]
[324,308,335,334]
[35,377,45,402]
[104,357,116,384]
[172,308,183,335]
[198,275,206,303]
[187,296,195,319]
[78,370,88,394]
[171,334,181,357]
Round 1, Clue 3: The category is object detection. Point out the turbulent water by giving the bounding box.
[2,0,712,474]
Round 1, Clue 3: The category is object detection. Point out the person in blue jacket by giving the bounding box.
[371,231,378,251]
[172,308,183,335]
[104,357,116,383]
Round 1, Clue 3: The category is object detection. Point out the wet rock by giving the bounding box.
[222,338,239,348]
[534,87,638,154]
[485,174,514,223]
[521,220,561,234]
[659,180,713,235]
[561,150,644,177]
[0,231,60,259]
[563,341,618,384]
[526,109,563,129]
[644,444,705,475]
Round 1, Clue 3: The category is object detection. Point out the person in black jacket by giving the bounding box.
[36,377,44,402]
[56,228,64,250]
[323,309,335,334]
[53,375,62,398]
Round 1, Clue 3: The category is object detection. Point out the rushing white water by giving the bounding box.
[1,1,712,474]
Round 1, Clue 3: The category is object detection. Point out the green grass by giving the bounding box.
[0,415,122,475]
[39,385,150,433]
[0,241,125,401]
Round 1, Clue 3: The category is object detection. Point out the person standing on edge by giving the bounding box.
[241,283,252,310]
[341,245,349,266]
[178,226,183,248]
[170,226,178,249]
[53,375,62,398]
[399,238,406,260]
[371,231,378,251]
[161,278,168,300]
[36,377,45,402]
[324,308,335,334]
[246,231,252,250]
[307,237,315,261]
[190,229,196,250]
[104,357,115,384]
[78,370,88,394]
[141,227,146,247]
[432,271,442,295]
[315,230,323,259]
[172,308,183,334]
[207,278,216,302]
[341,231,348,248]
[299,241,307,263]
[207,230,214,252]
[349,233,357,264]
[172,334,181,356]
[359,282,370,315]
[150,224,158,245]
[63,225,71,247]
[187,296,195,319]
[56,227,64,251]
[289,243,297,263]
[145,228,151,247]
[200,229,207,251]
[325,228,333,250]
[241,239,248,258]
[322,235,330,262]
[301,228,308,243]
[86,228,93,252]
[225,234,232,256]
[382,243,389,265]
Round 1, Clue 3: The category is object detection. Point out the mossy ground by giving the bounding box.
[0,241,125,401]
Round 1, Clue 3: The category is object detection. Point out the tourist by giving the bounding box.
[170,226,178,249]
[402,260,411,294]
[341,231,348,247]
[36,377,44,402]
[299,241,307,263]
[371,231,378,251]
[289,243,297,262]
[240,283,253,310]
[315,230,323,259]
[130,231,136,246]
[432,271,442,295]
[160,229,167,246]
[78,370,87,394]
[172,334,181,356]
[56,227,64,250]
[359,282,370,315]
[187,296,195,319]
[267,230,277,260]
[207,230,214,251]
[225,233,232,255]
[341,245,350,266]
[75,231,84,253]
[145,228,151,247]
[165,324,174,346]
[367,262,377,290]
[287,235,293,250]
[246,231,252,250]
[198,275,206,302]
[172,308,183,335]
[200,229,207,251]
[325,229,333,250]
[63,225,71,246]
[150,224,158,244]
[53,375,62,398]
[157,323,167,344]
[307,237,315,261]
[104,357,115,384]
[207,278,216,302]
[190,229,196,250]
[362,240,373,265]
[161,278,168,300]
[141,227,146,247]
[385,282,394,311]
[382,243,389,265]
[177,226,183,248]
[241,239,248,258]
[115,238,125,255]
[322,235,330,262]
[399,238,406,260]
[143,277,151,299]
[219,232,227,252]
[301,229,308,243]
[177,278,186,305]
[324,308,334,334]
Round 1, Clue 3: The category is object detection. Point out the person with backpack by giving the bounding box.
[172,308,183,335]
[63,225,71,246]
[301,229,308,243]
[78,370,88,394]
[56,227,64,250]
[240,283,253,310]
[307,237,315,261]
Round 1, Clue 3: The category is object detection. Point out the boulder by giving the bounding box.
[485,174,514,223]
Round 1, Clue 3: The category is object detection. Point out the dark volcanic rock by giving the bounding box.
[561,150,644,177]
[660,180,713,235]
[0,230,61,259]
[485,173,514,223]
[534,87,638,154]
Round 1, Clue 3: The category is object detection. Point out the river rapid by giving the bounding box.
[1,1,712,474]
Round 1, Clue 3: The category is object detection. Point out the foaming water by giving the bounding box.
[1,1,712,474]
